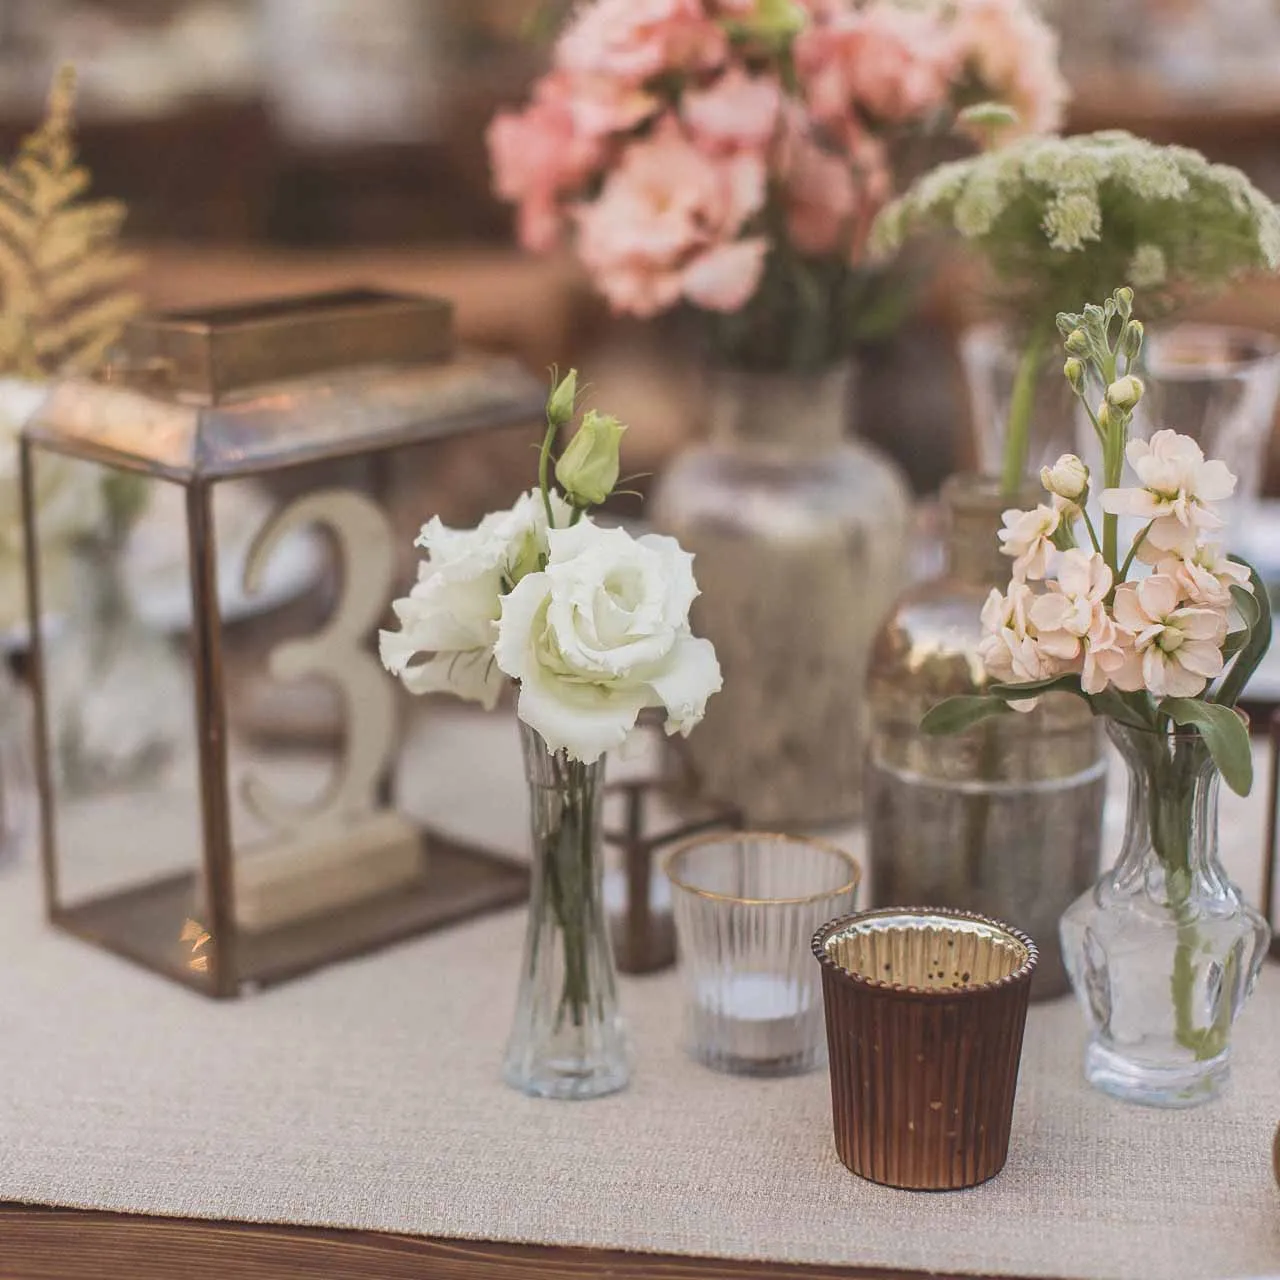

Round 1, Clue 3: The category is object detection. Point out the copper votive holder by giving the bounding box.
[813,908,1037,1191]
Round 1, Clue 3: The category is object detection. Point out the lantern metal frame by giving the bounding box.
[20,289,546,997]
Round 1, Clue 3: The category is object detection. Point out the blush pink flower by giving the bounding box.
[795,3,956,126]
[574,116,768,318]
[682,67,782,153]
[949,0,1069,140]
[557,0,727,86]
[1112,574,1230,698]
[781,131,858,257]
[1029,549,1112,641]
[1154,543,1253,610]
[487,76,607,252]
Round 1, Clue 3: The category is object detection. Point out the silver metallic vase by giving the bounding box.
[650,361,910,827]
[865,474,1106,998]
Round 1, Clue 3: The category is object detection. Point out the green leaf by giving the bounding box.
[1231,581,1260,633]
[1090,688,1157,731]
[920,696,1012,736]
[1214,558,1272,709]
[1221,631,1249,661]
[988,674,1085,700]
[1161,699,1254,796]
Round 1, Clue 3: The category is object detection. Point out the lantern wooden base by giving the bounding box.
[52,830,529,996]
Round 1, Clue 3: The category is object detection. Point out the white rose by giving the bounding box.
[379,489,572,707]
[494,522,722,763]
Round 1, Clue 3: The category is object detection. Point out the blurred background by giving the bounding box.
[5,0,1280,499]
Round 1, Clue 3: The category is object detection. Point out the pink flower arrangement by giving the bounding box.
[487,0,1067,361]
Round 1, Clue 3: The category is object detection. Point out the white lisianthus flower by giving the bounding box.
[998,503,1060,580]
[379,488,572,708]
[494,522,722,763]
[1112,573,1229,698]
[1101,429,1236,552]
[1040,453,1089,503]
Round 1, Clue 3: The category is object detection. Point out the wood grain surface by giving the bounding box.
[0,1205,993,1280]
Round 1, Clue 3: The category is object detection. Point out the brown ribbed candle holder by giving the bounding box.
[813,908,1037,1191]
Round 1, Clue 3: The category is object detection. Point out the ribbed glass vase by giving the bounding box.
[502,723,630,1100]
[1060,721,1270,1108]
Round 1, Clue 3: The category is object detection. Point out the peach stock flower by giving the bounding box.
[998,503,1060,580]
[949,0,1069,139]
[1101,429,1237,552]
[574,116,768,317]
[795,3,956,126]
[1112,575,1230,698]
[557,0,726,85]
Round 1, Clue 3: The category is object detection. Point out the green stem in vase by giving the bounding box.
[545,753,594,1030]
[1001,319,1051,498]
[1143,734,1226,1062]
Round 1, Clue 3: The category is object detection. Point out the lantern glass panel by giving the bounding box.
[32,453,212,993]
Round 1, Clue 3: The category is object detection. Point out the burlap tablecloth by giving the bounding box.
[0,707,1278,1280]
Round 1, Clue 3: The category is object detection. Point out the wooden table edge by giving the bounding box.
[0,1203,1042,1280]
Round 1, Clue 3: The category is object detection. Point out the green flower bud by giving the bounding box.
[547,368,579,428]
[1121,319,1144,361]
[733,0,807,38]
[1114,287,1134,320]
[1096,401,1112,431]
[1063,357,1086,392]
[1106,375,1145,412]
[1064,328,1090,357]
[555,410,627,509]
[1040,454,1089,503]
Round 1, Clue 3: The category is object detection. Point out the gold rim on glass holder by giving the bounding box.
[662,831,862,908]
[812,907,1039,997]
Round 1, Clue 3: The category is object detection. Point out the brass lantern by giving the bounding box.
[1265,708,1280,959]
[21,290,544,996]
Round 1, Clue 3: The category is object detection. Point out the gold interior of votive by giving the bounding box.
[823,912,1031,992]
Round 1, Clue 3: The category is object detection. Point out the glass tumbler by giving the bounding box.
[665,833,861,1077]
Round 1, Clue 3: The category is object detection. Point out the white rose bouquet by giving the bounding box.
[380,370,722,762]
[381,372,721,1069]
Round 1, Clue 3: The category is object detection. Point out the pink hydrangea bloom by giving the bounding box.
[574,116,768,317]
[795,3,957,126]
[556,0,727,86]
[950,0,1069,139]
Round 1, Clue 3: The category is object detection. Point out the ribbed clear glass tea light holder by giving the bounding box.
[665,833,861,1076]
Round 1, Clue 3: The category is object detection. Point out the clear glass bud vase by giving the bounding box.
[1061,722,1270,1108]
[503,724,630,1100]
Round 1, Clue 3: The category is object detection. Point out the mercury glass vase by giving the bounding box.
[866,474,1106,999]
[650,361,910,827]
[1060,722,1270,1108]
[503,723,630,1100]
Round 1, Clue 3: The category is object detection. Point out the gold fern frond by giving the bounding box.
[0,64,139,380]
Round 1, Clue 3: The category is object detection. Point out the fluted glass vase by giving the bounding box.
[1061,721,1270,1108]
[502,724,630,1100]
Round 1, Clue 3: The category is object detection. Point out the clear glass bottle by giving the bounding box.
[1061,722,1270,1108]
[503,724,630,1100]
[866,474,1107,999]
[961,325,1081,483]
[650,361,910,827]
